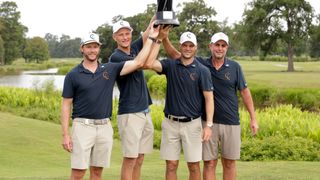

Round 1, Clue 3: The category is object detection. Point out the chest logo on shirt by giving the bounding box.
[190,73,197,81]
[103,71,110,80]
[225,72,231,80]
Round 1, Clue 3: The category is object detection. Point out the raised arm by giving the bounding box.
[142,15,157,43]
[120,24,160,76]
[163,36,181,59]
[143,25,171,70]
[240,87,259,136]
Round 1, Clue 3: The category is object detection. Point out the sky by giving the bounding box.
[5,0,320,39]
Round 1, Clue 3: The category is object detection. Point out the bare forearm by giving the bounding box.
[143,42,161,68]
[163,37,180,59]
[61,100,71,136]
[204,91,214,124]
[241,88,256,119]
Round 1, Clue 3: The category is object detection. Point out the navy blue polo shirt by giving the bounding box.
[159,59,213,118]
[62,61,125,119]
[109,37,152,114]
[197,57,247,125]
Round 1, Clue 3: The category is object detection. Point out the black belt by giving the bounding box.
[165,114,196,123]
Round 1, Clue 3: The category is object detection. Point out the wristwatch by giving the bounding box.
[148,36,162,44]
[207,122,213,128]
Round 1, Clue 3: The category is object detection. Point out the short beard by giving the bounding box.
[84,54,99,62]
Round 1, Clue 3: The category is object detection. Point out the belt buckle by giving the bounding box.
[84,119,90,125]
[168,115,174,121]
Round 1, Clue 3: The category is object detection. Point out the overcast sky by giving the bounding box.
[7,0,320,38]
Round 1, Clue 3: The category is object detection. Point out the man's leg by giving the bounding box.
[221,158,236,180]
[121,157,137,180]
[203,159,218,180]
[166,160,179,180]
[187,161,201,180]
[132,154,144,180]
[89,166,103,180]
[71,169,86,180]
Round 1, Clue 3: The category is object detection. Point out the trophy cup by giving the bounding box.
[154,0,180,27]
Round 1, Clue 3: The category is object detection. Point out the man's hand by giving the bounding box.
[158,25,172,41]
[250,119,259,136]
[202,126,212,142]
[62,134,73,153]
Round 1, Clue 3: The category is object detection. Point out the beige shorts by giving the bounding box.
[71,119,113,169]
[117,112,154,158]
[160,117,202,162]
[202,123,241,161]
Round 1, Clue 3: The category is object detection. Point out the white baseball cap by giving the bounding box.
[210,32,229,45]
[80,32,102,46]
[179,32,197,45]
[112,20,133,34]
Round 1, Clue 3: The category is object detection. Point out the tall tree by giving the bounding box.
[0,18,4,65]
[23,37,49,63]
[0,1,27,64]
[309,14,320,58]
[44,33,59,57]
[242,0,313,71]
[176,0,219,56]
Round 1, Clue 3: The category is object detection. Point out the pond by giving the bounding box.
[0,68,120,98]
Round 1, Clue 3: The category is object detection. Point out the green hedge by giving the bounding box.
[249,87,320,112]
[0,87,319,161]
[147,75,320,112]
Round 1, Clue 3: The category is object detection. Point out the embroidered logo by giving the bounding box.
[225,72,231,80]
[190,73,197,81]
[103,71,109,80]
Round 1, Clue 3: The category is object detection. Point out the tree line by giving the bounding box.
[0,0,319,71]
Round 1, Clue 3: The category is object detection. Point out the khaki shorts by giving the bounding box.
[71,119,113,169]
[160,117,202,162]
[117,112,154,158]
[202,123,241,161]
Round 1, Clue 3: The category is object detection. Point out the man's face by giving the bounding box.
[209,40,228,60]
[80,43,100,62]
[180,41,197,59]
[113,28,132,49]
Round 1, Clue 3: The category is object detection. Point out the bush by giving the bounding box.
[143,70,156,82]
[241,136,320,161]
[246,87,320,112]
[147,75,166,98]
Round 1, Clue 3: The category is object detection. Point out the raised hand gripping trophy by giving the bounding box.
[154,0,180,27]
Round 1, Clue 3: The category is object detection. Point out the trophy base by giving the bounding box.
[154,11,180,27]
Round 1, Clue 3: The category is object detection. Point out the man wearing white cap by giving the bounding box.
[61,25,160,179]
[145,31,214,180]
[162,32,259,180]
[109,18,171,180]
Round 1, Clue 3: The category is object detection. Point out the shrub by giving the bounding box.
[241,136,320,161]
[147,75,166,98]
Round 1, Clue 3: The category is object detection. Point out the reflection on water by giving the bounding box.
[0,74,65,90]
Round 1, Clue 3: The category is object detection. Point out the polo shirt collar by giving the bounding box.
[115,48,135,57]
[207,56,230,69]
[78,60,102,73]
[176,58,197,68]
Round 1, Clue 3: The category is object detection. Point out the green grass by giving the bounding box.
[0,112,320,180]
[238,61,320,88]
